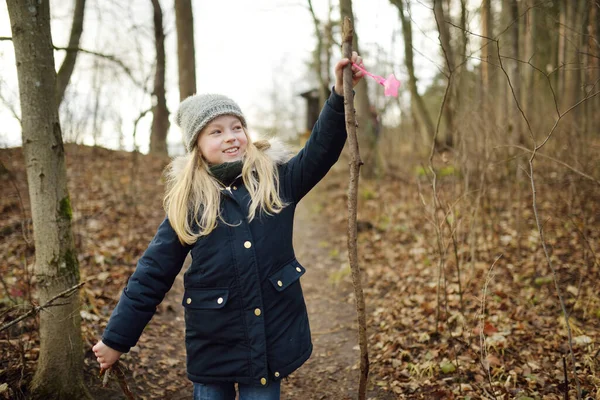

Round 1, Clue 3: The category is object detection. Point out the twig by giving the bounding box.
[100,362,135,400]
[341,17,369,400]
[562,356,569,400]
[495,144,600,186]
[0,281,85,333]
[0,36,12,41]
[102,367,111,387]
[0,158,31,245]
[479,254,502,400]
[113,362,135,399]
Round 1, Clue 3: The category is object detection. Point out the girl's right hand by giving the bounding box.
[92,340,123,370]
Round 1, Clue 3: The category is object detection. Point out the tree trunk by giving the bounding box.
[55,0,86,107]
[6,1,90,398]
[522,1,536,134]
[558,0,567,99]
[391,0,436,147]
[307,0,328,108]
[175,0,197,101]
[339,0,378,177]
[433,0,457,148]
[503,0,522,143]
[323,1,334,105]
[587,0,599,135]
[481,0,492,100]
[150,0,170,156]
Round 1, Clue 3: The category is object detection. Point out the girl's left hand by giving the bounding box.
[334,51,363,96]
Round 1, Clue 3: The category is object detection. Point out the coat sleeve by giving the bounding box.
[102,217,190,352]
[282,88,347,202]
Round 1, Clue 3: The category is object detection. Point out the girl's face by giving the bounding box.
[197,115,248,165]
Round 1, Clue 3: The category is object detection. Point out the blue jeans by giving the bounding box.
[193,381,281,400]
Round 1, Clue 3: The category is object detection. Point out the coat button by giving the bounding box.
[254,308,261,316]
[186,298,192,304]
[277,280,283,287]
[260,377,267,385]
[233,186,237,190]
[244,241,252,249]
[217,297,224,305]
[274,372,280,378]
[296,267,302,273]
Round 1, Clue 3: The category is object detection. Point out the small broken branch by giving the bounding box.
[100,362,135,400]
[0,281,85,333]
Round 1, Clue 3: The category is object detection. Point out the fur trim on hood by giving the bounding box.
[167,137,293,177]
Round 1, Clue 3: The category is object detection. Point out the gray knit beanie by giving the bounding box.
[175,93,247,153]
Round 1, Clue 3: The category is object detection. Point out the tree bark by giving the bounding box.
[503,0,522,143]
[6,1,90,398]
[481,0,492,109]
[587,0,600,134]
[307,0,328,108]
[55,0,86,107]
[390,0,436,147]
[150,0,170,156]
[433,0,457,148]
[175,0,197,101]
[339,0,378,177]
[341,18,369,400]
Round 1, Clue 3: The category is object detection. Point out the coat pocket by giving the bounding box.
[182,288,229,310]
[268,259,306,292]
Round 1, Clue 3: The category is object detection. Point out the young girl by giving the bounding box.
[93,52,364,400]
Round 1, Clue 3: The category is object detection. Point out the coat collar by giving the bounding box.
[169,137,293,177]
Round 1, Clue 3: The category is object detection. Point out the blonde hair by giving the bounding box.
[164,131,286,245]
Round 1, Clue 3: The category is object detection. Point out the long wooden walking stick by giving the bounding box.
[341,16,369,400]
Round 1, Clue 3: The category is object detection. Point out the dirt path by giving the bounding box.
[91,175,394,400]
[282,183,395,400]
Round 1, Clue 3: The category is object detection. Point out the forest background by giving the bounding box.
[1,0,599,399]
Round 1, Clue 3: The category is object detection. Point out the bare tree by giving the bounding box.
[149,0,170,156]
[6,0,90,398]
[175,0,197,101]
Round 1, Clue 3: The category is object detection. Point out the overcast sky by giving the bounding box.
[0,0,444,153]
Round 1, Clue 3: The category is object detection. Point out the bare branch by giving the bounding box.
[0,88,21,124]
[53,45,148,91]
[498,144,600,186]
[0,37,12,41]
[479,254,502,400]
[0,281,86,334]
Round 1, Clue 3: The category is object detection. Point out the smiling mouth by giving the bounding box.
[223,147,239,154]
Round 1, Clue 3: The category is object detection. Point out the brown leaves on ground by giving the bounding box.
[312,153,600,399]
[1,144,599,399]
[1,145,190,399]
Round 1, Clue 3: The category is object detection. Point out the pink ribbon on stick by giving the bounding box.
[352,63,400,97]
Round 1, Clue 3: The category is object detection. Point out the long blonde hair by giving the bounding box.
[164,132,286,245]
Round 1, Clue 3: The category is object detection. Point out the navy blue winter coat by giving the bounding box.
[102,90,347,387]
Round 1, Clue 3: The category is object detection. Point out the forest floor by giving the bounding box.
[1,144,600,399]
